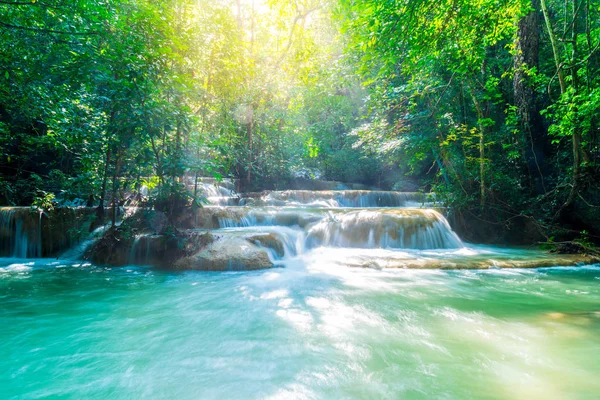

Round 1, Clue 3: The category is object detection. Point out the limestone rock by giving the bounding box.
[174,235,273,271]
[246,233,285,257]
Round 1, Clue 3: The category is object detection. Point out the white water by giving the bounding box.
[239,190,436,208]
[194,178,239,206]
[59,223,112,260]
[0,207,43,258]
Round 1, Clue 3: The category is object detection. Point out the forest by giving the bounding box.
[1,0,599,245]
[4,2,600,398]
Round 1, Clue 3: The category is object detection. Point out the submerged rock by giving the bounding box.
[174,235,273,271]
[314,249,600,270]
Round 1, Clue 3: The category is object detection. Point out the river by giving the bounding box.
[1,255,599,399]
[1,182,599,398]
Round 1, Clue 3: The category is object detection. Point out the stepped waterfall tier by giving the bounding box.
[238,190,433,208]
[0,182,597,269]
[1,181,600,399]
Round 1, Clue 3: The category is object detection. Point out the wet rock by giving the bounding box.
[174,235,273,271]
[85,226,132,265]
[246,233,285,257]
[343,253,600,269]
[87,227,215,267]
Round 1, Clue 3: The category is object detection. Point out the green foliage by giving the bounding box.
[335,0,600,242]
[31,191,56,212]
[149,180,192,223]
[1,0,599,243]
[575,230,594,249]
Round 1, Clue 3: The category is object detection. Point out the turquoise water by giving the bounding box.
[1,256,600,399]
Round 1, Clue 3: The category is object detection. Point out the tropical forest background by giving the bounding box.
[1,0,599,244]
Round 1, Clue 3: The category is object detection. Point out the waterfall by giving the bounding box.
[1,179,461,263]
[0,207,101,259]
[304,209,463,250]
[239,190,434,208]
[191,182,459,255]
[60,223,111,260]
[192,178,240,206]
[128,235,154,265]
[0,208,43,258]
[194,206,462,254]
[129,236,142,264]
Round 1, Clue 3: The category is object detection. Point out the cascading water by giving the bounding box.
[0,207,43,258]
[205,207,462,252]
[0,206,114,259]
[181,176,458,260]
[168,175,460,264]
[59,223,111,260]
[192,177,240,206]
[2,178,593,271]
[304,209,463,250]
[194,204,461,256]
[128,234,154,265]
[239,190,435,208]
[181,182,595,270]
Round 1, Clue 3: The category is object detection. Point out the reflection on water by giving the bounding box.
[1,257,599,399]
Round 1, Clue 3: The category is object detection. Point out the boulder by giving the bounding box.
[174,235,273,271]
[246,233,285,257]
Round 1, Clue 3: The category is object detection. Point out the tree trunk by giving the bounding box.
[175,119,183,182]
[96,146,111,223]
[246,117,253,190]
[469,87,486,208]
[540,0,566,94]
[562,0,583,211]
[150,134,164,185]
[514,0,546,193]
[111,148,123,227]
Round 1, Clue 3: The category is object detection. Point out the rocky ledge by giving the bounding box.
[86,226,279,271]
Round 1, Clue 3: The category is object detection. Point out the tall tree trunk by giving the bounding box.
[111,148,123,227]
[562,0,583,211]
[469,87,487,208]
[478,126,485,208]
[149,134,164,185]
[246,117,253,190]
[175,119,183,182]
[97,146,111,223]
[514,0,546,193]
[540,0,567,94]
